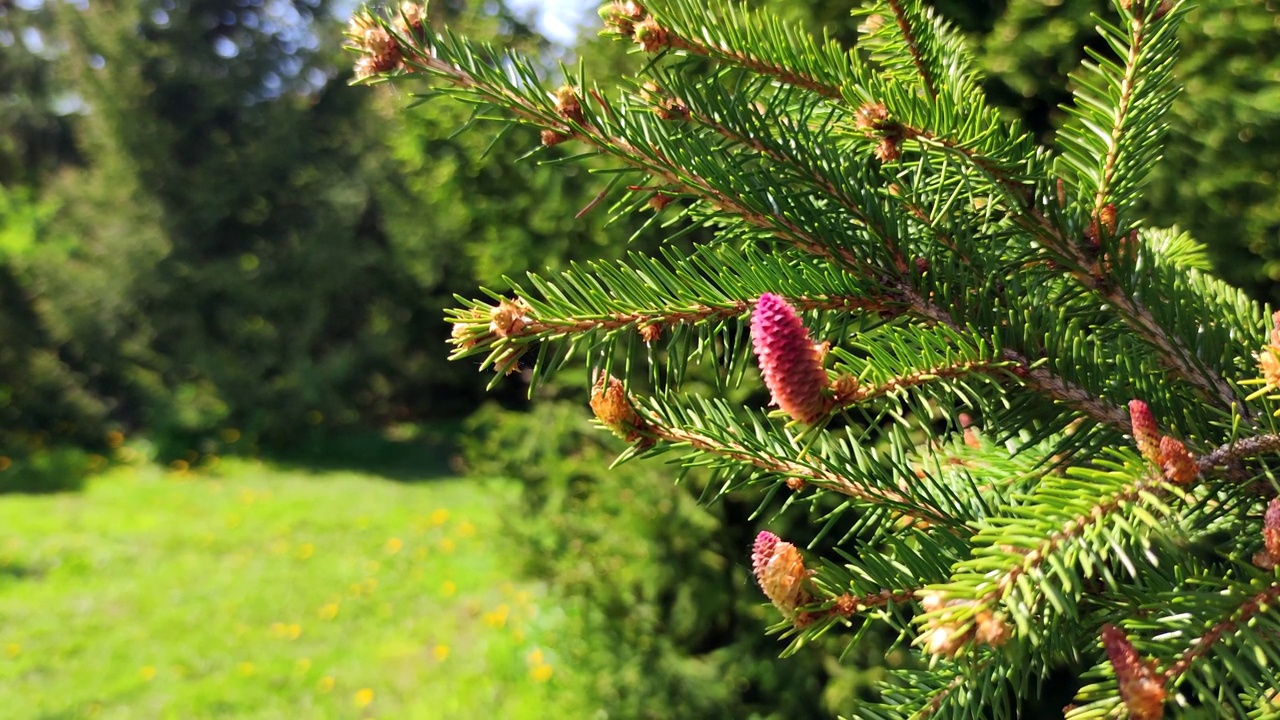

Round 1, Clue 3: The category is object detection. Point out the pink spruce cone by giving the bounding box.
[1128,400,1162,465]
[1102,624,1166,720]
[751,293,830,424]
[751,531,811,618]
[1266,498,1280,563]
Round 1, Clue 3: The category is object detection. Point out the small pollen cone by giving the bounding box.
[553,85,584,124]
[489,298,531,338]
[751,294,830,424]
[1158,437,1197,486]
[855,102,890,129]
[590,375,648,444]
[1128,400,1162,465]
[974,611,1010,648]
[1265,498,1280,564]
[1102,625,1166,720]
[1259,347,1280,392]
[751,531,811,619]
[347,13,403,79]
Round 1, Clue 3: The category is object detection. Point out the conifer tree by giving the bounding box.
[349,1,1280,717]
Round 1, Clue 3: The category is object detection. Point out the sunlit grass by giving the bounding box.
[0,458,587,719]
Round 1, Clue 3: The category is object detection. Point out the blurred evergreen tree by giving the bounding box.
[0,3,112,452]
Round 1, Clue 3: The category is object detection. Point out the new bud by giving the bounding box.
[1128,400,1162,465]
[751,531,811,620]
[1158,437,1197,486]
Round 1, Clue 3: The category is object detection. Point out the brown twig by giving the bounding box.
[886,0,938,100]
[632,408,951,527]
[1162,582,1280,684]
[1199,433,1280,471]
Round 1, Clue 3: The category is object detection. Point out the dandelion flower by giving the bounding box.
[354,688,374,708]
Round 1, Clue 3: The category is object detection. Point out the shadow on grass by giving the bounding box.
[0,561,44,586]
[260,423,464,483]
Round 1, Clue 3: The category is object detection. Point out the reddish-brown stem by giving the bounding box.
[1162,583,1280,684]
[632,409,951,526]
[660,36,843,101]
[1092,14,1145,221]
[886,0,938,100]
[835,359,1012,408]
[1199,434,1280,474]
[823,588,920,619]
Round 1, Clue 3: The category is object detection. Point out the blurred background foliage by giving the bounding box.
[0,0,1276,716]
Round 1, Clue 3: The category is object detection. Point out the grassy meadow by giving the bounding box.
[0,457,591,719]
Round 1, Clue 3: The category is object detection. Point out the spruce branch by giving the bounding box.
[924,457,1183,651]
[618,0,856,102]
[834,358,1012,407]
[885,0,938,100]
[886,115,1244,414]
[378,5,1142,434]
[1162,581,1280,687]
[1198,434,1280,477]
[624,393,955,527]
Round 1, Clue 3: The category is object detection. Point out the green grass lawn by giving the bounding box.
[0,458,589,719]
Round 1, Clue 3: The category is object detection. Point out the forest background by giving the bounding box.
[0,0,1277,717]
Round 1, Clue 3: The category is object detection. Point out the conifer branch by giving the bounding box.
[1198,433,1280,474]
[627,0,852,102]
[900,289,1130,432]
[834,359,1013,408]
[393,42,854,269]
[353,4,1280,713]
[886,0,938,100]
[457,293,888,347]
[687,106,910,272]
[394,18,1137,434]
[630,403,952,526]
[1092,11,1146,221]
[934,464,1176,646]
[920,661,992,720]
[875,103,1239,415]
[660,31,842,101]
[1000,348,1133,431]
[1162,582,1280,685]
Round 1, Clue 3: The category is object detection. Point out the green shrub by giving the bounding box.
[0,445,96,494]
[461,400,840,719]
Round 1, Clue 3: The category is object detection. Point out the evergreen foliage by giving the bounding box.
[975,0,1280,305]
[352,1,1280,717]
